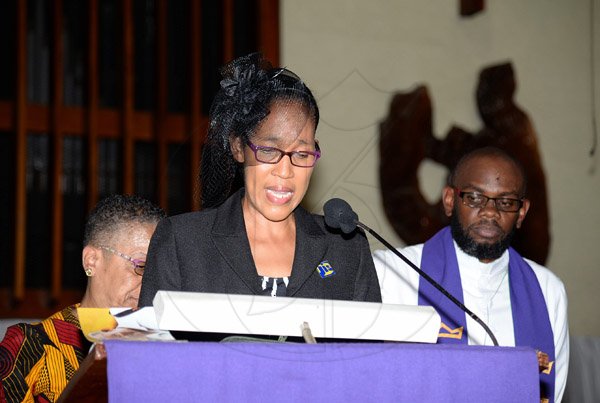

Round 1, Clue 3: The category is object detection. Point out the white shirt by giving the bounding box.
[373,242,569,402]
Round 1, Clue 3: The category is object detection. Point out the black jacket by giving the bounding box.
[139,189,381,306]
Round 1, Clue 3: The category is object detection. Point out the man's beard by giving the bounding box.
[450,213,516,261]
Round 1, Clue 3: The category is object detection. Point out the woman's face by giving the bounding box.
[85,222,156,308]
[232,101,317,224]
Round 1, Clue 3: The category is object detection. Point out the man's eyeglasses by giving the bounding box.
[246,140,321,167]
[455,189,524,213]
[100,246,145,276]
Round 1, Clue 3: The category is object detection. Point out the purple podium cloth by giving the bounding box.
[105,341,539,402]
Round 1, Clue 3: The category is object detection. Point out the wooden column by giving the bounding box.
[50,0,65,302]
[156,0,168,210]
[13,0,28,302]
[223,0,234,63]
[189,0,203,211]
[122,0,135,194]
[258,0,280,65]
[87,0,99,211]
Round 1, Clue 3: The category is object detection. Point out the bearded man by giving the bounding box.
[373,147,568,402]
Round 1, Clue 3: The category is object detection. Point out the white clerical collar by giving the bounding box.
[452,240,510,279]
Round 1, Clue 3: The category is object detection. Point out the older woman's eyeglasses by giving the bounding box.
[455,189,524,213]
[246,140,321,167]
[100,246,145,276]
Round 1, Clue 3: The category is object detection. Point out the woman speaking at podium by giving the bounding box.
[139,53,380,305]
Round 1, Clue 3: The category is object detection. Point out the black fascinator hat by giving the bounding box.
[200,53,319,209]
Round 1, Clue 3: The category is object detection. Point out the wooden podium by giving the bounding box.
[57,347,107,403]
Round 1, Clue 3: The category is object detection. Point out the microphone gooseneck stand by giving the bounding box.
[356,220,499,346]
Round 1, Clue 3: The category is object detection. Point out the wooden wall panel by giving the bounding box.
[122,0,134,194]
[0,101,14,130]
[189,0,203,211]
[156,0,168,210]
[51,0,65,301]
[223,0,234,63]
[87,0,99,210]
[2,0,280,317]
[13,0,28,302]
[258,0,280,65]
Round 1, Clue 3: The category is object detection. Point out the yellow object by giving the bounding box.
[77,307,117,342]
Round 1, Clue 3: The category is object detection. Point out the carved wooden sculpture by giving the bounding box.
[460,0,485,17]
[380,62,550,264]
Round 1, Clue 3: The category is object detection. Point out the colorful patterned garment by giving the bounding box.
[0,305,91,403]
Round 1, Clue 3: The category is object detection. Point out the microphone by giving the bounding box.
[323,198,499,347]
[323,198,359,234]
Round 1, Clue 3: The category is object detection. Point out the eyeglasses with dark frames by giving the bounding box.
[454,189,524,213]
[246,140,321,167]
[100,246,145,276]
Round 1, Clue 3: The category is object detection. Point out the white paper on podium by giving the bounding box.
[152,291,441,343]
[109,307,160,330]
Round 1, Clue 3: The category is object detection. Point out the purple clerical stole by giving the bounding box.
[419,227,555,402]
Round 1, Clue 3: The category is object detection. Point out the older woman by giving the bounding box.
[0,195,165,402]
[139,53,380,304]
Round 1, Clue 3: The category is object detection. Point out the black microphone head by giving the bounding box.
[323,198,358,234]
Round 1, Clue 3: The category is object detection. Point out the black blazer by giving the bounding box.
[139,189,381,306]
